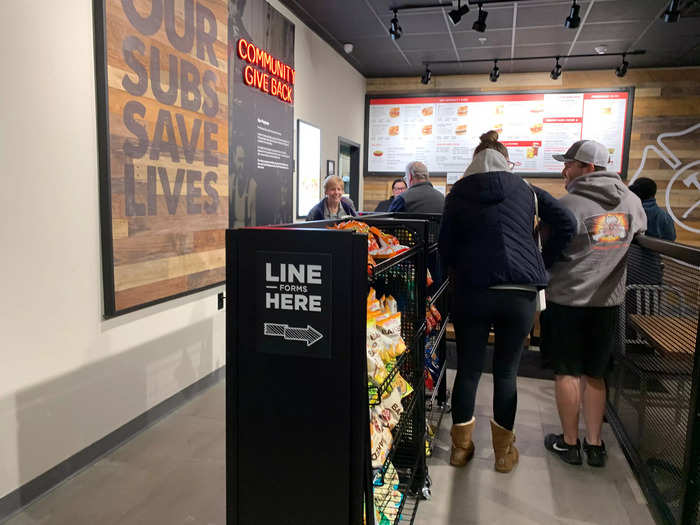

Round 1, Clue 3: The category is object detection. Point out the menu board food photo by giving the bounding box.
[365,89,634,177]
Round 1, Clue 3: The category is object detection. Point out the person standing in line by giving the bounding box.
[543,140,646,467]
[439,131,576,473]
[388,161,444,213]
[375,178,407,212]
[306,175,357,221]
[628,177,676,241]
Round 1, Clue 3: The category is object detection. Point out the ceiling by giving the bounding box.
[278,0,700,78]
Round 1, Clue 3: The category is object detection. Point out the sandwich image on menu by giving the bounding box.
[389,107,400,118]
[530,123,543,134]
[389,125,400,136]
[493,124,503,134]
[422,124,433,135]
[373,150,383,157]
[457,105,468,116]
[421,106,434,116]
[455,124,467,135]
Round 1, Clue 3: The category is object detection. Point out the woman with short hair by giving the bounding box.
[306,175,357,220]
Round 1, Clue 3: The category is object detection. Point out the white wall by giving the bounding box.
[267,0,367,213]
[0,0,365,501]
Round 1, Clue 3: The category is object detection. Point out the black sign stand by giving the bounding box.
[227,228,369,524]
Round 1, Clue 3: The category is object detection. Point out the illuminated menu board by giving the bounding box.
[366,90,633,176]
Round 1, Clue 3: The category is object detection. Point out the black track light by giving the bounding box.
[565,1,580,29]
[448,0,470,25]
[389,9,402,40]
[472,3,488,33]
[550,57,562,79]
[615,54,629,77]
[489,60,500,82]
[421,65,432,85]
[663,0,681,22]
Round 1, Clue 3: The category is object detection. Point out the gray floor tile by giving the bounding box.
[416,373,655,525]
[4,372,656,525]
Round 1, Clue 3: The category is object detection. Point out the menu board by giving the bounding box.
[366,90,632,176]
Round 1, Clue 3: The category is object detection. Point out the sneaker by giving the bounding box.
[544,433,582,465]
[583,438,607,467]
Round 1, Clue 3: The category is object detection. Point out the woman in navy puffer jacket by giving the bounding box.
[439,131,575,473]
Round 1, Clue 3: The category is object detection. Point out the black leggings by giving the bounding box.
[451,289,536,430]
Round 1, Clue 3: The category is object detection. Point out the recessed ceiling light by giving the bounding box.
[478,37,487,44]
[594,45,607,55]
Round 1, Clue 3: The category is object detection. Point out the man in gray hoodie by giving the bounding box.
[542,140,646,467]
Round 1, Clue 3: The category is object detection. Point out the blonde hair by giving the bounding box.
[473,130,509,159]
[323,175,344,193]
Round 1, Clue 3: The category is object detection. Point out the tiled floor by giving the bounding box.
[415,372,656,525]
[2,373,655,524]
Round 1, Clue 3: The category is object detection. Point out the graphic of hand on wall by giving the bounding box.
[629,123,700,234]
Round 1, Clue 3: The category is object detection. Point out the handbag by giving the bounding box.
[530,185,547,312]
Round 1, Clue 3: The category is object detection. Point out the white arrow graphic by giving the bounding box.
[264,323,323,347]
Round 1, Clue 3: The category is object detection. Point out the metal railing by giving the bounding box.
[607,235,700,525]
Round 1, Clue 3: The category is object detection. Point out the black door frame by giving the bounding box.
[338,136,360,209]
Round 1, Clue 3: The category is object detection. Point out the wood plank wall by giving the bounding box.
[103,0,229,313]
[364,67,700,247]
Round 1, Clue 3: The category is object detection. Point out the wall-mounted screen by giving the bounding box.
[297,120,321,218]
[365,88,634,178]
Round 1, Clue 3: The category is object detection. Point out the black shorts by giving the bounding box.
[540,302,620,378]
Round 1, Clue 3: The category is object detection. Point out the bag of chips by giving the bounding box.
[370,411,393,468]
[391,372,414,399]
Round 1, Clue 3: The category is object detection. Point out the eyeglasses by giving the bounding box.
[507,161,516,170]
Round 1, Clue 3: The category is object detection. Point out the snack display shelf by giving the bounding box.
[425,318,450,461]
[392,454,423,524]
[369,350,410,406]
[427,314,449,357]
[371,244,425,280]
[427,280,450,309]
[375,391,418,485]
[227,214,449,525]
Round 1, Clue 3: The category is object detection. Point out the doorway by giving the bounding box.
[338,137,360,209]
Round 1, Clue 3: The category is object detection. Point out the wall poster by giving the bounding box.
[296,120,321,219]
[364,88,634,178]
[95,0,295,316]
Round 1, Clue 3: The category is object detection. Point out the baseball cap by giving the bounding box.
[552,140,609,167]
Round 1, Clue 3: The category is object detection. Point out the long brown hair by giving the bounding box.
[473,130,509,159]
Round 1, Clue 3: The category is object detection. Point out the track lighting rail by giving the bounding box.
[423,50,645,66]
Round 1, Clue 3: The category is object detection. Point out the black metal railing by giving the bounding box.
[607,235,700,525]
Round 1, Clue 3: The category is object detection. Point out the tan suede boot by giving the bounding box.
[450,417,475,467]
[490,419,519,473]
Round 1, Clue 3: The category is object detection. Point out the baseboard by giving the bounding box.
[0,366,225,523]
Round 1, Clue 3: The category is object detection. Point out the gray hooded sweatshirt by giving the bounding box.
[546,171,647,307]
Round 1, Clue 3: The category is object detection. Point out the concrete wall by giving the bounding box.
[0,0,365,501]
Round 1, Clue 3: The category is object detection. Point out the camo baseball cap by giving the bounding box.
[553,140,609,167]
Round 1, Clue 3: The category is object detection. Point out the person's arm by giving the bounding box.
[533,186,576,268]
[663,213,677,241]
[388,194,405,212]
[437,196,454,269]
[343,198,358,217]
